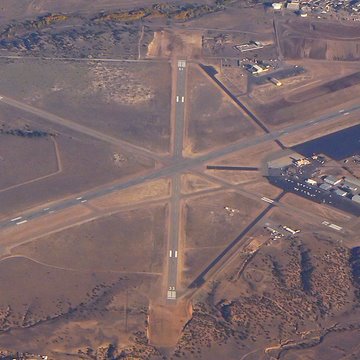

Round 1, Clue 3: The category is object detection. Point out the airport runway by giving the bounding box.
[167,174,181,300]
[1,101,360,232]
[167,59,187,301]
[174,59,187,159]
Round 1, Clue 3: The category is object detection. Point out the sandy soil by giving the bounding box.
[148,299,192,347]
[277,18,360,61]
[207,141,280,167]
[204,169,265,185]
[147,29,202,59]
[90,178,170,210]
[181,173,220,195]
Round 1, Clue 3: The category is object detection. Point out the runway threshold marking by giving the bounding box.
[329,223,342,231]
[16,220,28,225]
[177,60,186,68]
[167,289,177,300]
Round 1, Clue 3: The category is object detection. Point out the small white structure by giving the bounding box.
[305,179,317,186]
[272,2,283,10]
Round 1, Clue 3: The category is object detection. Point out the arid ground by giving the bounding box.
[0,1,359,359]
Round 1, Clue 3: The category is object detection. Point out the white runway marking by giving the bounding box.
[16,220,28,225]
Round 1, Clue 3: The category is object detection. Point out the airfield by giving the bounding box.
[0,1,360,359]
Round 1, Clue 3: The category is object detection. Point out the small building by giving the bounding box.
[320,183,332,191]
[344,177,360,189]
[287,0,300,10]
[306,179,317,186]
[334,189,347,197]
[294,158,311,167]
[324,175,341,186]
[272,2,283,9]
[269,77,282,86]
[352,194,360,204]
[342,181,358,192]
[245,64,269,75]
[282,225,300,235]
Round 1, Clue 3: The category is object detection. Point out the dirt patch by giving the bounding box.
[90,178,171,210]
[205,169,264,185]
[147,29,202,59]
[208,141,280,167]
[278,19,360,61]
[181,173,220,195]
[148,299,192,347]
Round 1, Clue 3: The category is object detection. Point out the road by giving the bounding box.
[1,101,360,231]
[167,59,187,301]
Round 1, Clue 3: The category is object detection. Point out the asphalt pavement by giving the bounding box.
[1,101,360,232]
[167,59,187,301]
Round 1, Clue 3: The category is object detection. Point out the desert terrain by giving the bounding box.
[0,1,359,359]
